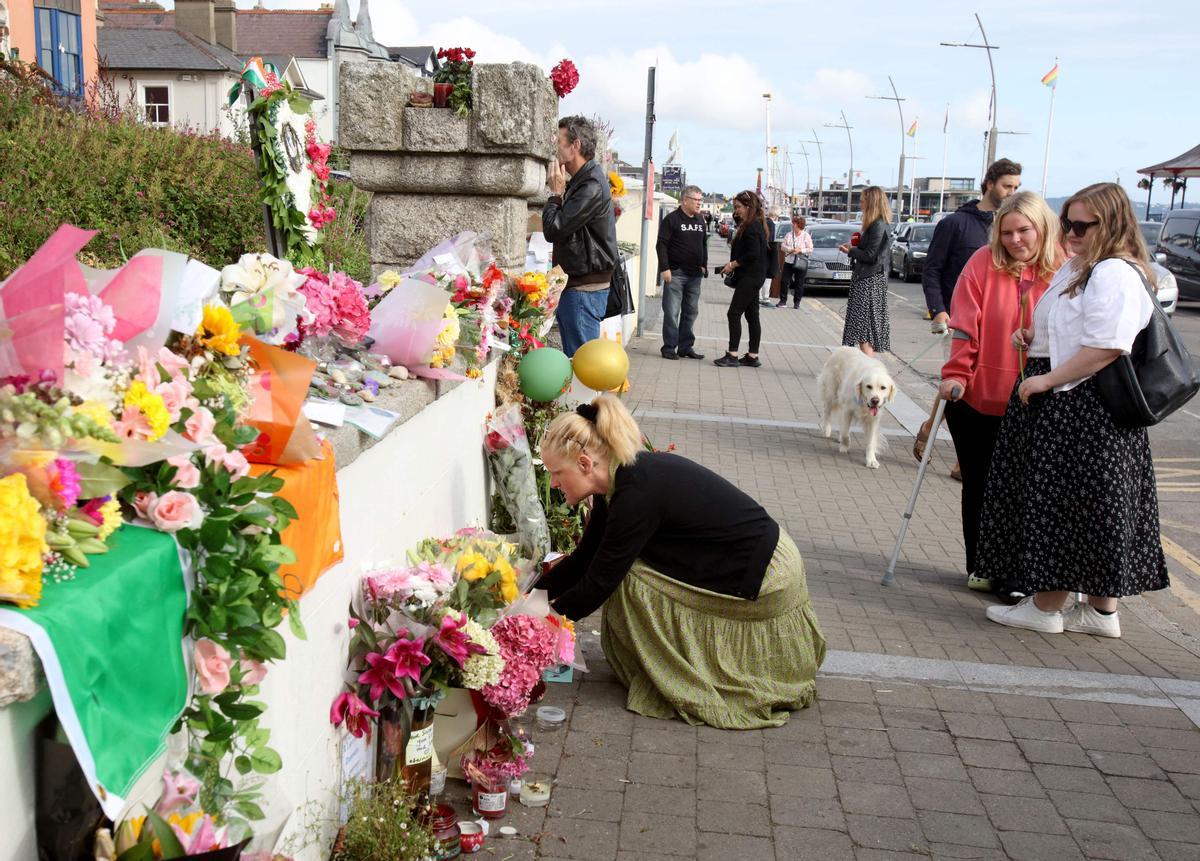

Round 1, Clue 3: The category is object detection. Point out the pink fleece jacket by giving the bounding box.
[941,247,1055,416]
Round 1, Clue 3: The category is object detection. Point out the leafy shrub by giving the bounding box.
[0,60,263,277]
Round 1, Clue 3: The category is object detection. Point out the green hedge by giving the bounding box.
[0,66,370,285]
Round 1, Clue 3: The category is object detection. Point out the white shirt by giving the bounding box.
[1030,257,1155,392]
[781,229,813,263]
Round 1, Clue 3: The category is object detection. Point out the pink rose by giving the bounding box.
[185,407,217,444]
[167,454,201,489]
[150,490,202,532]
[132,490,158,520]
[194,638,231,694]
[155,377,198,423]
[205,444,250,479]
[241,659,268,686]
[157,347,192,378]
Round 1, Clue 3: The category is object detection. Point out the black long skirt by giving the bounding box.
[975,358,1169,598]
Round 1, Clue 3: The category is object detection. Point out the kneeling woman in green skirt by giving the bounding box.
[536,394,825,730]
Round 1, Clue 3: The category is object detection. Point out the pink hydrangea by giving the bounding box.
[296,268,370,343]
[480,615,559,716]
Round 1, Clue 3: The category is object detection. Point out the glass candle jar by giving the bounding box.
[519,775,552,808]
[429,804,461,860]
[535,706,566,732]
[472,780,509,819]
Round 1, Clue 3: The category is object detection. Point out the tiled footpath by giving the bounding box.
[465,238,1200,860]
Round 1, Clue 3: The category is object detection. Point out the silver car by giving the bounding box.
[804,224,861,287]
[1139,221,1178,316]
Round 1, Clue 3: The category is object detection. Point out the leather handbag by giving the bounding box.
[1093,259,1200,428]
[605,259,634,318]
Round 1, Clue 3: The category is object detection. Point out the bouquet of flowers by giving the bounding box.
[480,613,558,717]
[218,253,312,346]
[295,267,371,349]
[460,729,529,787]
[549,59,579,99]
[106,768,247,859]
[484,403,550,560]
[410,527,529,624]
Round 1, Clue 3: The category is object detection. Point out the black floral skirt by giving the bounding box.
[841,270,891,352]
[975,358,1169,598]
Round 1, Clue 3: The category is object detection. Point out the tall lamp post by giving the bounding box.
[801,130,824,218]
[797,142,812,209]
[825,112,854,220]
[867,75,907,223]
[941,13,1000,168]
[762,93,773,206]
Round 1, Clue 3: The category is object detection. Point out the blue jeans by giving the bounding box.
[556,287,609,357]
[661,270,702,353]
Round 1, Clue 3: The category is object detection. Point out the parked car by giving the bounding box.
[804,224,860,287]
[890,223,936,282]
[717,218,732,238]
[1156,210,1200,301]
[1152,261,1179,316]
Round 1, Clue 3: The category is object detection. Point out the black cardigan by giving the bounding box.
[537,452,781,620]
[729,219,769,289]
[847,218,890,279]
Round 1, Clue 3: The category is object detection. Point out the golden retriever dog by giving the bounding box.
[818,346,898,469]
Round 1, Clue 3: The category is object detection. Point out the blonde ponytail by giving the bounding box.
[540,394,643,467]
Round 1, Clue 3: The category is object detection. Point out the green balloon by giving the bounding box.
[518,348,573,402]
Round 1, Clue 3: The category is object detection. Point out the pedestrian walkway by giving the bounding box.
[487,242,1200,860]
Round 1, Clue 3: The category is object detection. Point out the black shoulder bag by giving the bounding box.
[1093,259,1200,428]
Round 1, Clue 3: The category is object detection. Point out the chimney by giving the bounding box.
[174,0,216,46]
[214,1,237,52]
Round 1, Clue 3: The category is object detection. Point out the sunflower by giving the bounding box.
[196,304,242,356]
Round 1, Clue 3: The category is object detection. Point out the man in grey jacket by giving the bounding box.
[543,116,619,356]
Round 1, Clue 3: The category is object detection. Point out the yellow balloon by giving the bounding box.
[572,338,630,391]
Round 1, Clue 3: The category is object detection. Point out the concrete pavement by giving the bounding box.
[444,237,1200,860]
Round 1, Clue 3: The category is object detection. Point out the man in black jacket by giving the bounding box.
[922,159,1022,329]
[543,116,619,356]
[656,185,708,360]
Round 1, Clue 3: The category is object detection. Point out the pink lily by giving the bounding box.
[433,611,488,667]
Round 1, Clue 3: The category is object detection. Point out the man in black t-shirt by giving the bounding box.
[656,185,709,360]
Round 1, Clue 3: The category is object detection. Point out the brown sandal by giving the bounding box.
[912,419,933,461]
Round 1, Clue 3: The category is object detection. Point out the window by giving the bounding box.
[1163,216,1199,251]
[144,86,170,126]
[33,7,83,97]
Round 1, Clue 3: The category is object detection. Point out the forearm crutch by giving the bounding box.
[883,387,958,586]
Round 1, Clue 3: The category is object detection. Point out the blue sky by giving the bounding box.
[206,1,1198,205]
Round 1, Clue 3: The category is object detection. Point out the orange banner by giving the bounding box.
[240,336,319,465]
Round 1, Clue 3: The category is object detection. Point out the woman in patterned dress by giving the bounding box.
[975,183,1169,638]
[839,186,893,355]
[535,394,825,729]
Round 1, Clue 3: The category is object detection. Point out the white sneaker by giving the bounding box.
[1063,604,1121,638]
[986,596,1064,634]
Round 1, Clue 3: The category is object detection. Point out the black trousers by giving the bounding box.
[726,287,762,353]
[778,260,809,305]
[944,399,1003,575]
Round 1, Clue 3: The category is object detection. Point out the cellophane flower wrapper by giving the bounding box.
[366,275,466,381]
[485,404,549,560]
[537,268,569,337]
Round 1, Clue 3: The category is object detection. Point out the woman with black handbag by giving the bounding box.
[715,191,769,368]
[976,183,1169,639]
[777,215,813,308]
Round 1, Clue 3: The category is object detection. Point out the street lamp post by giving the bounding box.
[798,142,811,208]
[941,13,1000,169]
[825,112,854,220]
[801,130,824,218]
[867,76,907,223]
[763,93,773,206]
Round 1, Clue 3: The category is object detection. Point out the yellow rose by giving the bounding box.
[457,551,490,582]
[0,473,47,608]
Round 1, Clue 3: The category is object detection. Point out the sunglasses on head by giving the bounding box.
[1060,217,1100,237]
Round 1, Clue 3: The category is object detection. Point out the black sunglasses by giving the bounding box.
[1060,217,1100,237]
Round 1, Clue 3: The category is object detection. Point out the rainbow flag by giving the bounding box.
[906,119,918,138]
[1041,63,1059,89]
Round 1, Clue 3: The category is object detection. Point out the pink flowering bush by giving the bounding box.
[296,267,371,344]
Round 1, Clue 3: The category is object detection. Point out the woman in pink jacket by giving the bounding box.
[939,191,1062,597]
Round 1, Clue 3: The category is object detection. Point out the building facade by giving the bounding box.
[4,0,100,97]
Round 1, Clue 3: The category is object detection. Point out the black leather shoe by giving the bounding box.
[660,349,679,360]
[677,349,705,360]
[713,354,740,367]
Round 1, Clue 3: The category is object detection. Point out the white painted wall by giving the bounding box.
[108,70,243,136]
[0,367,497,859]
[295,57,335,144]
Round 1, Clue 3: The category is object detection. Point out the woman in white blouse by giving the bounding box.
[777,215,814,308]
[974,182,1169,638]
